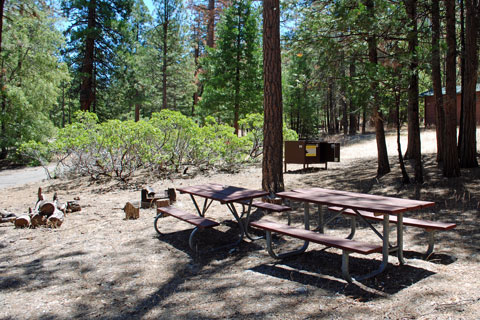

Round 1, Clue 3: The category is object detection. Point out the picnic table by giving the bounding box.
[172,184,268,244]
[262,187,436,280]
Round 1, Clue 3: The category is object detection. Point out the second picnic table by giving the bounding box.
[265,187,436,280]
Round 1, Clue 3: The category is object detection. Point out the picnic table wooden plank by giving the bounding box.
[177,183,268,204]
[278,188,435,215]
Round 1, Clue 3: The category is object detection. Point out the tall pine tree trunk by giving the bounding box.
[458,0,465,150]
[459,0,479,168]
[431,0,445,163]
[207,0,215,48]
[80,0,96,112]
[443,0,461,177]
[349,62,357,135]
[0,0,6,159]
[365,0,390,176]
[161,3,169,110]
[404,0,423,182]
[262,0,284,194]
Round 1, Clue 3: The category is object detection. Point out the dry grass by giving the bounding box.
[1,128,479,319]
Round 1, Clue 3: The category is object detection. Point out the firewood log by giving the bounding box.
[14,215,31,228]
[0,210,17,218]
[31,213,46,227]
[1,216,16,223]
[37,201,56,217]
[47,209,64,228]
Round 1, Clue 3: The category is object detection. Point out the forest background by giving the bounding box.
[0,0,478,186]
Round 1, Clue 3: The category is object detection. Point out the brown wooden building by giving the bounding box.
[421,84,480,126]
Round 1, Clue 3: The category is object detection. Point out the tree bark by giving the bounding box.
[404,0,423,182]
[458,0,465,150]
[431,0,445,163]
[443,0,461,177]
[80,0,96,112]
[459,0,479,168]
[349,62,357,136]
[207,0,215,48]
[365,0,390,176]
[0,0,6,158]
[161,1,169,110]
[396,86,410,184]
[262,0,284,194]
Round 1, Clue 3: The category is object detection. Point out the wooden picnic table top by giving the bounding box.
[177,183,269,204]
[277,187,435,215]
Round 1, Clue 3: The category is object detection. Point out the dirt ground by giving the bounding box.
[1,129,480,319]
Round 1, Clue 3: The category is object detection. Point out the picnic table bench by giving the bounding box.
[328,206,457,257]
[249,219,382,282]
[154,184,269,252]
[155,206,219,252]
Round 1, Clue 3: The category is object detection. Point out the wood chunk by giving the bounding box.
[156,199,170,208]
[167,188,176,203]
[66,201,81,213]
[124,202,139,220]
[15,215,31,228]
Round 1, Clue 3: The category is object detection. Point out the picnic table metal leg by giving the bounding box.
[304,202,310,230]
[242,200,265,241]
[424,231,435,258]
[316,204,324,233]
[264,230,309,259]
[225,202,245,244]
[190,195,213,217]
[354,214,390,281]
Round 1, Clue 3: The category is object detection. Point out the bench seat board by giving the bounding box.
[250,219,382,255]
[157,206,219,228]
[250,201,291,212]
[328,207,456,231]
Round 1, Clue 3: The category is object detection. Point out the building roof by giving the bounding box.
[420,84,480,97]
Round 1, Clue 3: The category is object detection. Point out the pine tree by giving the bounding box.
[199,0,262,134]
[61,0,133,114]
[146,0,195,114]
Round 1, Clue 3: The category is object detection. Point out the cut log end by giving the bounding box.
[47,209,64,228]
[15,215,31,228]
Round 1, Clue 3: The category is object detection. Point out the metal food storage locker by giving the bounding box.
[284,140,340,172]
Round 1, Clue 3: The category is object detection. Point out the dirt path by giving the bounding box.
[0,165,52,189]
[0,129,479,319]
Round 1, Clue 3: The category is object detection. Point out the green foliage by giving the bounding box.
[0,1,68,158]
[20,111,298,180]
[199,0,263,129]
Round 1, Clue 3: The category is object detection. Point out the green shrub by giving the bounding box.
[19,110,299,180]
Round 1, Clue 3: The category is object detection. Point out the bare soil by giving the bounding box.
[1,129,480,320]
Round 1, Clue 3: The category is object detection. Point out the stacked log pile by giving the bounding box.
[1,187,81,229]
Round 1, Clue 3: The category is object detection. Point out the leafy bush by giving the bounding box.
[19,110,299,180]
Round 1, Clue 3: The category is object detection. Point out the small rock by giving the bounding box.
[294,286,308,295]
